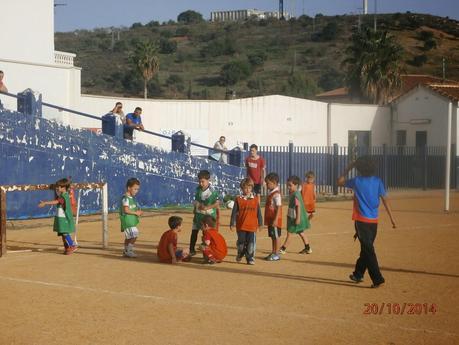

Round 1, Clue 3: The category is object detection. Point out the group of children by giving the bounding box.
[39,155,396,288]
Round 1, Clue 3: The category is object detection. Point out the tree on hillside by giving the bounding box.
[177,10,204,24]
[343,28,404,104]
[130,41,160,99]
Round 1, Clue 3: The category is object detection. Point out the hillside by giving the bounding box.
[55,12,459,100]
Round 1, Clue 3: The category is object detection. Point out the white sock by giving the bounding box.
[127,244,134,252]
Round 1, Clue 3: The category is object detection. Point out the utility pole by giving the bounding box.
[279,0,285,20]
[442,57,446,81]
[374,0,378,31]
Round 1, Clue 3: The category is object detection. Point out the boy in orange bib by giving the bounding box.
[301,171,316,221]
[264,172,282,261]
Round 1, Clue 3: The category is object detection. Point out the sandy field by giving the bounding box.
[0,190,458,345]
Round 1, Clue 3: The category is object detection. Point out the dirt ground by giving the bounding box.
[1,190,458,345]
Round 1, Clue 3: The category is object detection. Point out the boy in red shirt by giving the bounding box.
[157,216,190,264]
[201,215,227,264]
[230,178,263,265]
[245,144,266,197]
[301,171,316,221]
[264,172,282,261]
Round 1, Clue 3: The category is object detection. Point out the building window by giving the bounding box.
[396,130,406,146]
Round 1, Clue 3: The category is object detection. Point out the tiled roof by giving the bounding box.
[316,87,349,98]
[426,84,459,102]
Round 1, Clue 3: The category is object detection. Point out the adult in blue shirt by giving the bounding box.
[338,156,396,288]
[124,107,144,140]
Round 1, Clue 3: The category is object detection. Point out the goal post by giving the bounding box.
[0,182,108,257]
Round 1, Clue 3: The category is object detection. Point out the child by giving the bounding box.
[302,171,316,220]
[279,176,311,255]
[119,178,143,258]
[157,216,190,264]
[38,178,77,255]
[230,178,263,265]
[201,215,227,264]
[264,172,282,261]
[338,156,396,288]
[190,170,219,256]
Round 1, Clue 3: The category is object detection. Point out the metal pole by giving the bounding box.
[445,101,452,213]
[0,190,6,257]
[102,183,109,248]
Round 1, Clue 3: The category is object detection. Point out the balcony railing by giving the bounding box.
[54,50,76,66]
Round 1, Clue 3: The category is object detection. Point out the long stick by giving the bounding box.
[74,189,81,245]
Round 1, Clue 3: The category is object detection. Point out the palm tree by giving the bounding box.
[131,41,160,99]
[343,28,404,104]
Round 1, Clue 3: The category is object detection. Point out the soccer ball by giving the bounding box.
[225,200,235,209]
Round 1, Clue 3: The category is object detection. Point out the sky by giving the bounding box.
[54,0,459,32]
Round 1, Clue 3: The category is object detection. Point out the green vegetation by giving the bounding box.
[55,12,459,100]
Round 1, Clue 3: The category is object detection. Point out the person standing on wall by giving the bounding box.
[245,144,266,197]
[0,71,8,93]
[124,107,144,140]
[213,136,228,164]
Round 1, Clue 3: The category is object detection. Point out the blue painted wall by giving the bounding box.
[0,109,244,219]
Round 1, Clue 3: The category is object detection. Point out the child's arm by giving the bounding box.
[229,200,239,231]
[337,161,355,187]
[257,204,263,231]
[123,205,142,217]
[295,204,301,225]
[381,196,396,228]
[199,200,220,211]
[272,204,281,227]
[38,199,59,208]
[168,243,178,264]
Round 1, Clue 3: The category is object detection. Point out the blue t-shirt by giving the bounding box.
[345,176,386,222]
[124,113,142,137]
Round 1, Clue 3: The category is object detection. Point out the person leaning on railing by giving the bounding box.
[213,136,228,164]
[123,107,144,140]
[110,102,125,124]
[0,71,8,93]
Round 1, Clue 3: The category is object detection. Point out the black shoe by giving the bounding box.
[371,280,385,288]
[189,250,197,257]
[349,274,363,283]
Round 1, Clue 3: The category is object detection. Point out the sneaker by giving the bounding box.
[299,247,312,254]
[236,255,243,262]
[279,247,286,254]
[264,254,274,260]
[349,274,364,283]
[247,260,255,265]
[123,250,137,258]
[371,281,385,289]
[64,246,77,255]
[205,258,216,265]
[267,254,280,261]
[189,250,197,257]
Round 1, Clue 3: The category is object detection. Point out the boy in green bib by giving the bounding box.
[38,178,77,255]
[279,175,312,255]
[119,178,143,258]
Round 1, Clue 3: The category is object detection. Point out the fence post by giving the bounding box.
[0,189,6,257]
[101,183,109,249]
[423,147,428,191]
[332,143,339,195]
[383,144,388,189]
[288,141,294,178]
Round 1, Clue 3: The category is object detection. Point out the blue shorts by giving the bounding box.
[268,226,281,239]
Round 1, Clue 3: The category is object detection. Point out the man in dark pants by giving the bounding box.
[338,156,396,288]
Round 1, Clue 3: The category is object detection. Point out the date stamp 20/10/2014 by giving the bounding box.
[363,303,438,315]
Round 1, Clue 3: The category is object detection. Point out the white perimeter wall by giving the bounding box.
[0,60,81,123]
[0,0,55,65]
[329,103,391,146]
[393,87,457,146]
[76,94,330,149]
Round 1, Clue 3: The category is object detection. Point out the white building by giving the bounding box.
[210,9,289,22]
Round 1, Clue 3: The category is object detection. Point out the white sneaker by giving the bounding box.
[123,250,137,258]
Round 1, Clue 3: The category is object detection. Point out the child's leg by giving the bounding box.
[189,228,199,253]
[298,232,310,245]
[245,232,256,262]
[281,232,292,250]
[354,222,384,285]
[236,230,247,258]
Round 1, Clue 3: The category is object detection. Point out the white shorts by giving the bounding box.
[124,227,139,240]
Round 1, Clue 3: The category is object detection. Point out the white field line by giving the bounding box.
[0,275,456,338]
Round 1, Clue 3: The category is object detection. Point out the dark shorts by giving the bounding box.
[253,184,262,195]
[268,226,281,239]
